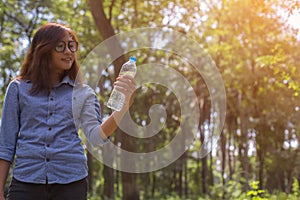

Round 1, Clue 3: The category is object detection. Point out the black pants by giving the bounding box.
[7,177,88,200]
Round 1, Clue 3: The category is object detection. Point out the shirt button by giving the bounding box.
[46,144,50,147]
[48,127,52,131]
[49,112,53,116]
[50,97,54,101]
[46,158,50,162]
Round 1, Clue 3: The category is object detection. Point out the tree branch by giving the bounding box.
[88,0,125,75]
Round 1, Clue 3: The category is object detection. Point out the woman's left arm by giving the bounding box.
[79,75,136,146]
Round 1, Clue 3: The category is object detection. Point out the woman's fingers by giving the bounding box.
[114,75,136,94]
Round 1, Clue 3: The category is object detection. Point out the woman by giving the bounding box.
[0,22,136,200]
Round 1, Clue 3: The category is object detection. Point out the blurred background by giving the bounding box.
[0,0,299,199]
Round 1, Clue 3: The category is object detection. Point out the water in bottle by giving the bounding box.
[107,56,137,111]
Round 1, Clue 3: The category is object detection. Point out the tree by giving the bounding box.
[88,0,139,199]
[1,0,299,199]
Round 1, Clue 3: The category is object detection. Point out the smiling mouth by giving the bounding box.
[62,58,73,62]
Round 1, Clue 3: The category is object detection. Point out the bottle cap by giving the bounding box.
[129,56,137,62]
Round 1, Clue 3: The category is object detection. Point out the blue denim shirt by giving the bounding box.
[0,76,108,184]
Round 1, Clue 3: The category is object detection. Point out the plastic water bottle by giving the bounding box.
[107,56,137,111]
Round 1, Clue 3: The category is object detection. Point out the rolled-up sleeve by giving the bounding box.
[0,81,20,163]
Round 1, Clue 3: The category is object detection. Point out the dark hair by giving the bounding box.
[19,22,82,94]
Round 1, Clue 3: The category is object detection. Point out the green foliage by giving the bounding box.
[291,178,299,197]
[246,181,268,200]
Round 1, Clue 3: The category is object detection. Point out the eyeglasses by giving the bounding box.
[55,41,78,53]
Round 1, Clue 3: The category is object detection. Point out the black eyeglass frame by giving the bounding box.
[55,41,78,53]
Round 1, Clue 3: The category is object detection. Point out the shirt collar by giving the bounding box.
[23,75,75,87]
[59,75,75,87]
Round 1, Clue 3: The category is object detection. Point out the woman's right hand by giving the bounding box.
[113,75,136,112]
[0,193,5,200]
[0,159,11,200]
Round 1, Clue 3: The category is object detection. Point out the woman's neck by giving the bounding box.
[52,71,65,86]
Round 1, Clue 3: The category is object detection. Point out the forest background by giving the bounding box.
[0,0,300,200]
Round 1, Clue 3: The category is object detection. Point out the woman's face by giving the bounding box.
[51,33,77,75]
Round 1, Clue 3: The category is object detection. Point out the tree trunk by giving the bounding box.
[121,171,139,200]
[220,130,226,199]
[201,156,207,194]
[238,91,250,191]
[87,150,94,193]
[226,112,235,180]
[209,151,214,187]
[178,161,183,198]
[198,88,210,194]
[88,1,139,199]
[184,156,188,198]
[88,0,125,75]
[151,173,156,198]
[256,134,264,190]
[103,152,114,199]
